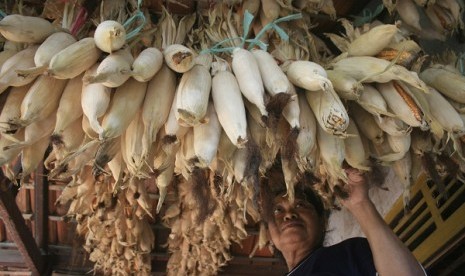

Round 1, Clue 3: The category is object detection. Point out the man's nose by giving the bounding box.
[283,209,298,221]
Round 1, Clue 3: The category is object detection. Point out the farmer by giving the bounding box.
[265,167,427,275]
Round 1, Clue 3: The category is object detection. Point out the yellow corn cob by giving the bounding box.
[84,48,133,87]
[94,20,126,53]
[176,63,212,126]
[376,81,428,129]
[100,78,147,140]
[141,65,176,159]
[16,32,77,77]
[131,47,163,82]
[212,59,248,148]
[0,14,56,43]
[348,23,398,56]
[48,37,102,79]
[231,48,268,120]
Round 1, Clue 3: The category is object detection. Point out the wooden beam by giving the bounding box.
[33,163,48,250]
[0,174,44,276]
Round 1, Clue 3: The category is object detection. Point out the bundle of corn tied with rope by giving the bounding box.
[0,0,465,274]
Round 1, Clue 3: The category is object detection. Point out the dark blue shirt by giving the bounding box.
[286,237,377,276]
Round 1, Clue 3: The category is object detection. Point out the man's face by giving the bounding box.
[268,194,324,253]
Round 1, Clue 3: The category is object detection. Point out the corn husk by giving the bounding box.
[0,14,56,43]
[131,47,164,82]
[94,20,126,53]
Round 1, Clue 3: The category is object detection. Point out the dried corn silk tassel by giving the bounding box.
[190,167,215,223]
[281,153,299,204]
[305,88,349,136]
[0,128,24,166]
[93,136,121,177]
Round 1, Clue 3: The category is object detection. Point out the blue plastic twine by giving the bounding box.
[123,0,146,41]
[0,10,6,19]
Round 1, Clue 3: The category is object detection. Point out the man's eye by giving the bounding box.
[273,207,283,214]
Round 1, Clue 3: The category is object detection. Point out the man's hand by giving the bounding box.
[340,167,371,211]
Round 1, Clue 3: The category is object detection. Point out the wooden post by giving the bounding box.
[0,172,44,276]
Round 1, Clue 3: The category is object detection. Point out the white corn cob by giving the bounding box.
[0,128,24,166]
[15,32,77,77]
[100,78,147,140]
[52,117,85,160]
[392,149,413,212]
[0,49,19,70]
[193,102,222,168]
[305,88,349,136]
[357,84,394,118]
[53,73,84,136]
[285,60,332,92]
[81,64,111,136]
[94,20,126,53]
[376,81,428,129]
[316,123,348,185]
[374,115,411,136]
[141,65,176,158]
[84,48,133,87]
[131,47,163,82]
[0,14,56,43]
[326,69,363,100]
[350,102,384,144]
[0,45,38,93]
[420,65,465,103]
[282,84,300,129]
[17,75,68,127]
[252,49,290,95]
[231,48,268,119]
[296,92,317,171]
[212,59,248,148]
[424,87,464,133]
[396,0,422,31]
[0,84,31,131]
[123,111,146,177]
[20,134,51,184]
[175,63,212,126]
[163,44,196,73]
[48,37,102,79]
[332,56,428,92]
[163,90,189,149]
[347,23,398,56]
[377,133,411,162]
[344,119,370,171]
